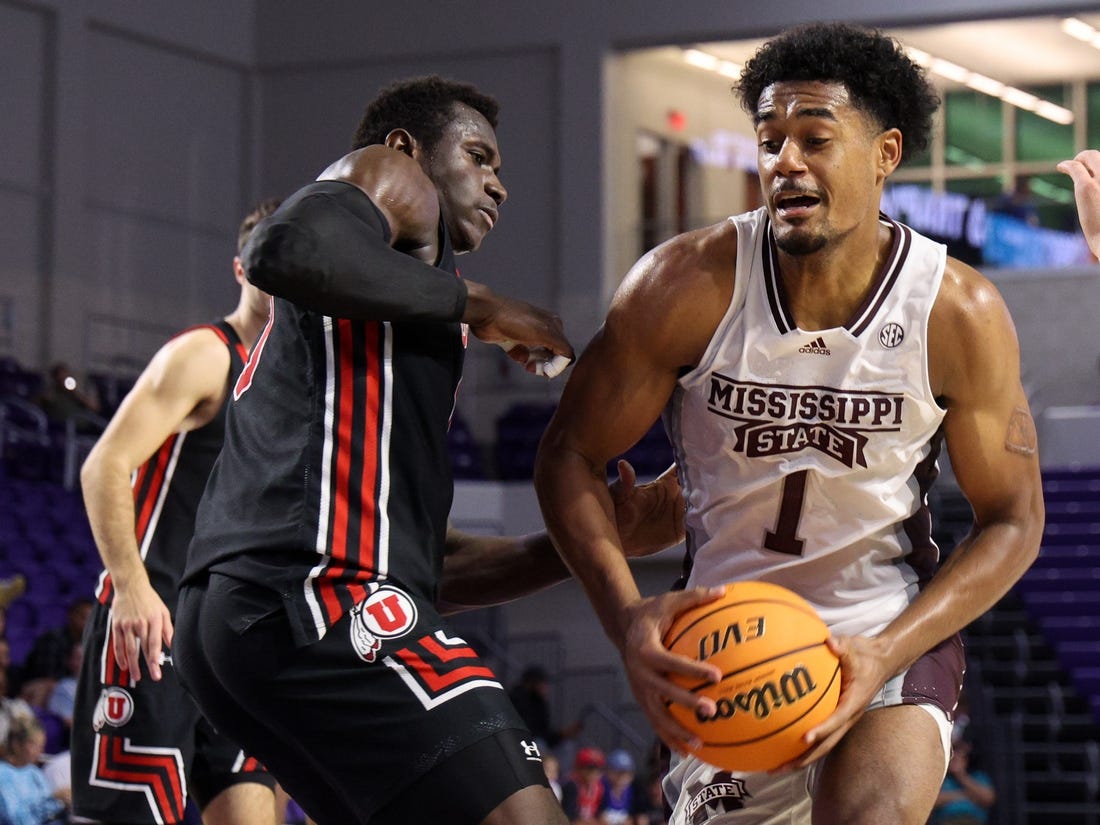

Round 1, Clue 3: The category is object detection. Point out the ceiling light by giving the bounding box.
[1061,17,1096,42]
[930,58,970,84]
[964,73,1004,97]
[682,43,1073,126]
[681,48,741,80]
[1034,100,1075,125]
[717,61,741,80]
[908,45,1073,125]
[682,49,719,71]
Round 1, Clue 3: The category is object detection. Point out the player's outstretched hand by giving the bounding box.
[620,587,725,756]
[611,461,685,558]
[1057,149,1100,259]
[462,280,574,378]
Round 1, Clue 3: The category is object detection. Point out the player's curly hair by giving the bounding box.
[735,23,939,163]
[352,75,500,153]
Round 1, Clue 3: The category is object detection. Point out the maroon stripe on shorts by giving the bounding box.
[901,633,966,720]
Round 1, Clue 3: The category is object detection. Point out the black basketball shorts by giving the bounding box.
[174,572,550,824]
[71,600,274,825]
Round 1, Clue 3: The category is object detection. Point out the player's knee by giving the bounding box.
[479,784,568,825]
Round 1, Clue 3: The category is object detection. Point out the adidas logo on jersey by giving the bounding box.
[798,336,831,356]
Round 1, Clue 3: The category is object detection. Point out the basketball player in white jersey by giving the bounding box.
[535,22,1044,825]
[1059,149,1100,258]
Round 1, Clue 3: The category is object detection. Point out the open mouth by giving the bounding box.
[774,193,821,214]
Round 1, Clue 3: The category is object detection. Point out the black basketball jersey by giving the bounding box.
[95,320,248,613]
[185,206,464,647]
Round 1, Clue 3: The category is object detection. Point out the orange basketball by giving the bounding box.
[663,581,840,772]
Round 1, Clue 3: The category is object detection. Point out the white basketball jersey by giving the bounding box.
[666,208,948,637]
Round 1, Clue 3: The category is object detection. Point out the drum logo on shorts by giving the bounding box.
[93,687,134,731]
[350,585,418,662]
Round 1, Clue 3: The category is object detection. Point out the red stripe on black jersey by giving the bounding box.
[234,298,274,400]
[100,614,127,685]
[95,735,185,822]
[314,320,386,626]
[133,433,180,545]
[237,755,266,774]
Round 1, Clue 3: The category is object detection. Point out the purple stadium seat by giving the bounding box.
[33,708,68,755]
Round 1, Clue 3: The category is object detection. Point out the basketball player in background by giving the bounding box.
[535,23,1044,824]
[72,200,281,825]
[1059,148,1100,259]
[174,76,684,825]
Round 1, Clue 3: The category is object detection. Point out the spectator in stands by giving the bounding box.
[0,575,26,613]
[45,642,80,731]
[18,597,91,689]
[928,736,995,825]
[0,713,68,824]
[39,750,71,820]
[33,362,101,427]
[562,747,607,824]
[0,638,10,685]
[600,749,648,824]
[989,176,1040,227]
[0,667,35,760]
[543,751,563,802]
[508,665,583,752]
[637,772,667,825]
[1058,149,1100,260]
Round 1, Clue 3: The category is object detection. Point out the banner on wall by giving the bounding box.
[882,184,1093,271]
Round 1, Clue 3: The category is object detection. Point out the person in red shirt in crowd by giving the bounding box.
[562,747,607,824]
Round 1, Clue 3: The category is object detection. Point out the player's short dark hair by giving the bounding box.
[735,22,940,163]
[237,197,282,253]
[351,75,500,153]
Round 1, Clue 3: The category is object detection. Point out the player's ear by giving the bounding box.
[876,127,902,181]
[384,128,420,159]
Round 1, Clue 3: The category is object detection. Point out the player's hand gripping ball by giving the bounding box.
[663,581,841,772]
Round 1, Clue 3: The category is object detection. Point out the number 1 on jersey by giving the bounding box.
[764,469,808,556]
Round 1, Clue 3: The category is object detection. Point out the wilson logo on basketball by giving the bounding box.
[695,665,819,723]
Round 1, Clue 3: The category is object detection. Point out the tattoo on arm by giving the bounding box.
[1005,407,1037,456]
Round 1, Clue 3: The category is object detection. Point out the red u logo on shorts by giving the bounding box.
[365,593,411,633]
[359,585,418,638]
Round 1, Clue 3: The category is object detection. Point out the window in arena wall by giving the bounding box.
[1087,82,1100,148]
[1016,84,1074,163]
[945,90,1003,166]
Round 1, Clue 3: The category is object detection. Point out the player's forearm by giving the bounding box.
[534,450,643,650]
[243,186,467,322]
[876,514,1041,674]
[438,531,571,613]
[80,450,151,591]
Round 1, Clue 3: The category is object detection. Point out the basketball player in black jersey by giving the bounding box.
[72,201,281,825]
[1059,149,1100,258]
[174,76,684,825]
